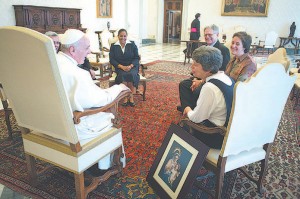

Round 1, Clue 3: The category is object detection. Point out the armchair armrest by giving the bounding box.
[102,47,110,52]
[179,118,226,136]
[90,51,101,63]
[73,90,131,125]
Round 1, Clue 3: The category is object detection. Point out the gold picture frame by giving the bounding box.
[221,0,270,17]
[146,123,209,199]
[96,0,112,18]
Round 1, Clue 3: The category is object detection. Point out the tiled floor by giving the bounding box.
[0,43,299,198]
[139,43,299,69]
[139,43,187,64]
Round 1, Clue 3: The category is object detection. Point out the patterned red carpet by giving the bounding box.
[0,61,299,199]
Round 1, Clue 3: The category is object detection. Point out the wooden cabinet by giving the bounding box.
[14,5,86,33]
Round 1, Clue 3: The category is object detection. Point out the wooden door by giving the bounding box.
[163,0,183,43]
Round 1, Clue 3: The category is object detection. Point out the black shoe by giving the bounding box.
[128,101,135,107]
[177,105,183,112]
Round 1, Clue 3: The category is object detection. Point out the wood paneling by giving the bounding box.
[14,5,86,33]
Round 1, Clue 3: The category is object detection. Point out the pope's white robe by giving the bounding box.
[56,52,127,169]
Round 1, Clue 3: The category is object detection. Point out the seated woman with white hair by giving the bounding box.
[183,46,235,149]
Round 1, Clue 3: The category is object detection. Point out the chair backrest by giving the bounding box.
[100,29,113,56]
[220,63,295,157]
[234,25,246,32]
[0,26,79,144]
[264,31,278,48]
[108,36,119,47]
[267,48,290,72]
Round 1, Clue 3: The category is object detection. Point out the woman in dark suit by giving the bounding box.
[109,29,140,107]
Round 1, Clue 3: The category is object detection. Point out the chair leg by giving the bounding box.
[113,146,123,176]
[215,157,227,199]
[74,172,86,199]
[100,64,104,78]
[257,159,267,194]
[215,168,225,199]
[142,82,146,101]
[25,154,38,186]
[257,144,272,194]
[4,110,13,139]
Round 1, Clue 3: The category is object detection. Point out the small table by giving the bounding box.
[180,40,206,65]
[278,37,300,54]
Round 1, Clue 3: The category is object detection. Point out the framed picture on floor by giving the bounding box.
[96,0,112,18]
[221,0,270,17]
[146,123,209,199]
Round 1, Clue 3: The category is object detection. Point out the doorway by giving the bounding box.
[166,10,181,43]
[163,0,183,43]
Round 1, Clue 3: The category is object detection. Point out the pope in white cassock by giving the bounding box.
[56,29,129,171]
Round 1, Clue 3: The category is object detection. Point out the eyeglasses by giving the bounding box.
[204,34,215,37]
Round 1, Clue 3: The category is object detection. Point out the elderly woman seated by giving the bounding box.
[183,46,235,149]
[109,29,140,107]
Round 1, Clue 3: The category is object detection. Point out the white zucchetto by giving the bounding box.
[60,29,84,45]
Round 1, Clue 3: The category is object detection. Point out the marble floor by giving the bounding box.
[139,43,186,64]
[0,43,299,198]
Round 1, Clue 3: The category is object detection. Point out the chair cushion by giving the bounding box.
[22,127,123,172]
[109,73,147,82]
[206,147,266,172]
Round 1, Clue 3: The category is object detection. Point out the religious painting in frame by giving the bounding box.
[221,0,270,17]
[146,123,209,199]
[96,0,112,18]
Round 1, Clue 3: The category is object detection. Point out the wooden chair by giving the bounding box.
[105,37,148,101]
[183,40,204,65]
[0,26,131,199]
[0,83,15,139]
[85,29,115,78]
[87,52,111,78]
[179,63,295,199]
[108,58,148,101]
[256,31,278,54]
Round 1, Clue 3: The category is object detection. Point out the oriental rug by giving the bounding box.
[0,61,299,199]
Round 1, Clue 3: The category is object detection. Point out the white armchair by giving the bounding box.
[0,26,130,198]
[257,31,278,54]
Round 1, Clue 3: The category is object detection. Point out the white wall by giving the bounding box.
[180,0,300,47]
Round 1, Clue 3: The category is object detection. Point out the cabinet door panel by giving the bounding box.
[64,10,80,28]
[26,8,46,32]
[46,9,63,30]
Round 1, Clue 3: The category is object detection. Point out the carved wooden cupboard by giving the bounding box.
[13,5,86,33]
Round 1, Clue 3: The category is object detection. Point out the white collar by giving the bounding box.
[58,51,78,65]
[114,39,131,46]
